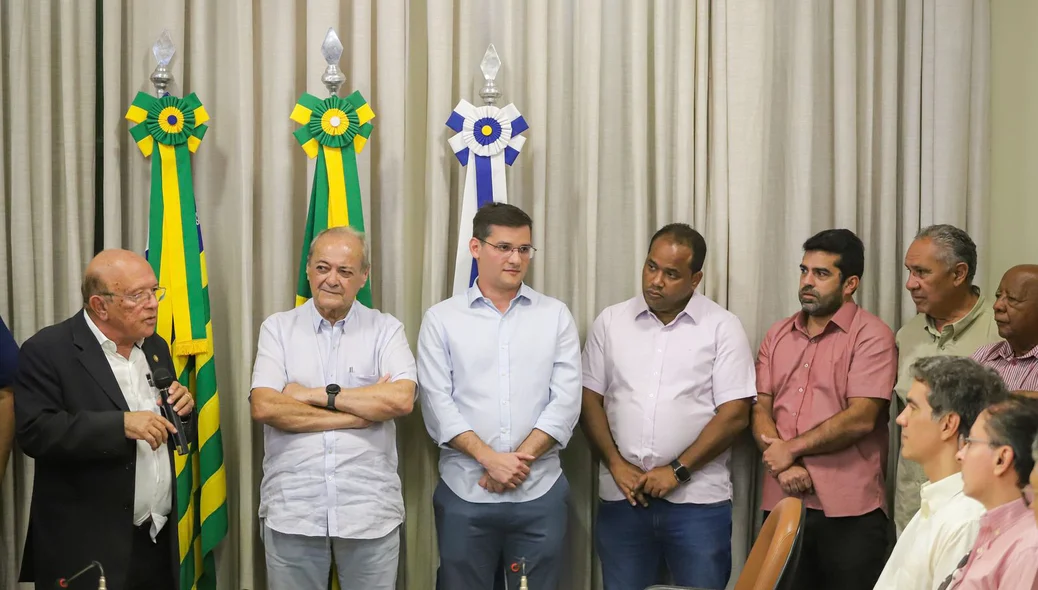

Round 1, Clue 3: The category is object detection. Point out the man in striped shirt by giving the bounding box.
[972,265,1038,390]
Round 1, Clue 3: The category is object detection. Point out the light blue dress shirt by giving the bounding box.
[251,300,417,539]
[418,283,582,504]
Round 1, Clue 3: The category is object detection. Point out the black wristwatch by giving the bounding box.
[325,383,341,411]
[670,459,691,484]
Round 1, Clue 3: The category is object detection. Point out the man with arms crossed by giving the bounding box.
[894,225,999,534]
[580,223,755,590]
[875,356,1007,590]
[753,229,897,590]
[418,203,581,590]
[250,227,417,590]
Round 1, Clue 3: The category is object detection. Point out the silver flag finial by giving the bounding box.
[479,44,502,105]
[150,29,176,96]
[321,28,346,96]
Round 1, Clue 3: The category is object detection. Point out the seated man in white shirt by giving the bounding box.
[875,355,1008,590]
[250,227,418,590]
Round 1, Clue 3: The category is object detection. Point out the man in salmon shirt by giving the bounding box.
[752,228,898,590]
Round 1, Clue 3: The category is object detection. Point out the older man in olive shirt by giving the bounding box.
[893,226,1000,535]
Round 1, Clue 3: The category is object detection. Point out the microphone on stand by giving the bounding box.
[510,558,529,590]
[150,368,190,455]
[56,560,106,589]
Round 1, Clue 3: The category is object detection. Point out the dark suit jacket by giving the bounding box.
[14,311,192,590]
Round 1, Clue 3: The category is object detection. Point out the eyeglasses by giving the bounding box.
[958,434,1002,449]
[101,286,167,306]
[479,239,537,260]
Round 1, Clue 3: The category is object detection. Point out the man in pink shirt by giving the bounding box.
[971,265,1038,390]
[581,223,757,590]
[938,396,1038,590]
[752,229,897,590]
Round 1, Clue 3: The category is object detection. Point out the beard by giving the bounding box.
[799,288,844,317]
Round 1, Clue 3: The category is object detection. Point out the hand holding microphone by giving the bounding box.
[150,368,193,455]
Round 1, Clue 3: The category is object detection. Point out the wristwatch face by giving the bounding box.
[326,383,340,395]
[672,462,691,483]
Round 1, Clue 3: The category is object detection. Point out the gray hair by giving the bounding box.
[915,224,978,284]
[307,226,370,271]
[909,355,1009,437]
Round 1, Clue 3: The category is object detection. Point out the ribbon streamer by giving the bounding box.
[446,100,528,295]
[126,92,228,590]
[290,91,375,308]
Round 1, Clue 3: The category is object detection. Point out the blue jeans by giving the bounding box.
[596,498,732,590]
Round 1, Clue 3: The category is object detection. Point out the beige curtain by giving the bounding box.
[0,1,98,588]
[1,1,989,589]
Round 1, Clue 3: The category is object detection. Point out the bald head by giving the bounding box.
[82,249,160,349]
[82,249,154,306]
[994,264,1038,355]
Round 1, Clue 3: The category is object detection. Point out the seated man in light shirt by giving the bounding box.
[938,396,1038,590]
[580,223,755,590]
[418,202,581,590]
[249,227,417,590]
[875,356,1007,590]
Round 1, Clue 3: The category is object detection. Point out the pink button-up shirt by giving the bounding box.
[971,341,1038,391]
[942,498,1038,590]
[582,293,757,504]
[756,301,897,516]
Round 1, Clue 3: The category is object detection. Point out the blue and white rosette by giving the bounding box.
[446,99,528,295]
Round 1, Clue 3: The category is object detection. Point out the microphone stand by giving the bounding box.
[57,560,106,589]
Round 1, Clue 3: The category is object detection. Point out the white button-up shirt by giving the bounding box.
[875,472,985,590]
[83,311,172,539]
[418,283,582,504]
[250,300,417,539]
[581,294,757,504]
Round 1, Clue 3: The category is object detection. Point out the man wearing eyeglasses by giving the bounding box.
[14,249,195,590]
[874,356,1006,590]
[937,396,1038,589]
[418,202,582,590]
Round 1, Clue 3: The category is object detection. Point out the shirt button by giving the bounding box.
[657,349,663,353]
[798,388,804,393]
[793,412,798,417]
[649,394,655,398]
[803,363,809,368]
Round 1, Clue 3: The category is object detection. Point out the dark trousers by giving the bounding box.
[763,507,888,590]
[125,521,174,590]
[596,498,732,590]
[434,476,569,590]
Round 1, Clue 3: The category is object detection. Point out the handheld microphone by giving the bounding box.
[56,560,106,589]
[151,368,190,455]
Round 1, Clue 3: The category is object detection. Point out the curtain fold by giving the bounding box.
[0,1,990,589]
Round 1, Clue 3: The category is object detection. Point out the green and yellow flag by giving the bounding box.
[290,90,375,308]
[126,91,228,590]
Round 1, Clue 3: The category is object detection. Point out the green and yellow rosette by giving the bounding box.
[126,92,210,355]
[290,90,375,308]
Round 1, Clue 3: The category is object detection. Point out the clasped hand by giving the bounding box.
[478,451,536,493]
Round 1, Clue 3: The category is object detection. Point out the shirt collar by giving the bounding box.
[793,300,858,335]
[978,497,1031,536]
[923,289,987,338]
[466,280,535,308]
[634,292,700,325]
[919,472,967,518]
[309,299,356,333]
[993,340,1038,361]
[82,309,143,351]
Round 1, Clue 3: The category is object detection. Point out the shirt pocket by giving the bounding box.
[347,371,381,389]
